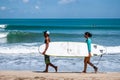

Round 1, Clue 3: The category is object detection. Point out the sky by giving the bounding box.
[0,0,120,18]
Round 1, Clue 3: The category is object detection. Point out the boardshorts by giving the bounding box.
[44,55,50,64]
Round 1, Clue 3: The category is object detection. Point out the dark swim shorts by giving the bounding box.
[44,55,50,64]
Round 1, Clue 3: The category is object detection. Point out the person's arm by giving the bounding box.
[87,38,91,56]
[42,38,49,55]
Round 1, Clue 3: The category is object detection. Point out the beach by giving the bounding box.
[0,71,120,80]
[0,0,120,78]
[0,19,120,80]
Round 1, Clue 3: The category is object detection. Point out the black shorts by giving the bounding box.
[44,55,50,64]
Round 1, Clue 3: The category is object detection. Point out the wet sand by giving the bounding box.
[0,71,120,80]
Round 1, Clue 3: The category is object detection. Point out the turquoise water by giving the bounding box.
[0,19,120,45]
[0,19,120,72]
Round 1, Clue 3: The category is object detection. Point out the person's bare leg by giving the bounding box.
[88,60,98,73]
[49,63,57,72]
[82,57,88,73]
[43,64,49,72]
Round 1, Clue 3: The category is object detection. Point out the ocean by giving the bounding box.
[0,19,120,72]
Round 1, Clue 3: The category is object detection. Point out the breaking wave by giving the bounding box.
[0,42,119,55]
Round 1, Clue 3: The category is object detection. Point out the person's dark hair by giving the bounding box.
[85,32,92,37]
[44,31,47,34]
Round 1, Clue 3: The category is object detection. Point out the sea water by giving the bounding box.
[0,19,120,72]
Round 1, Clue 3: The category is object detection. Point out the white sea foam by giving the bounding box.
[0,43,120,55]
[0,32,8,38]
[0,43,40,54]
[0,24,7,29]
[106,46,120,54]
[0,38,7,43]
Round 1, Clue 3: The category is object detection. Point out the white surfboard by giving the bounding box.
[39,42,106,57]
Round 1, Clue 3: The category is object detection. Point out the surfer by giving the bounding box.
[82,32,98,73]
[42,31,57,72]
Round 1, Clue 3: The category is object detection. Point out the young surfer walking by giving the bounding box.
[82,32,98,73]
[42,31,57,72]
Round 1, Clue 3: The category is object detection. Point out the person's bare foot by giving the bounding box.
[43,70,48,72]
[55,66,58,72]
[82,71,86,73]
[94,66,98,73]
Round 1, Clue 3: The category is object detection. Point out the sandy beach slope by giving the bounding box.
[0,71,120,80]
